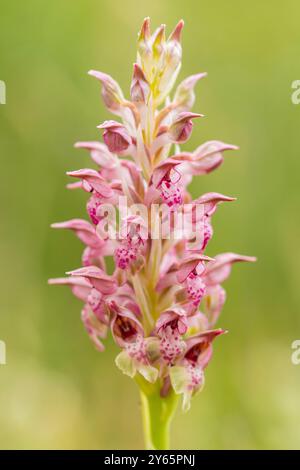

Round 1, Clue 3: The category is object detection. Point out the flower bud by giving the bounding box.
[157,20,184,100]
[75,141,117,169]
[137,17,152,78]
[137,17,151,48]
[67,266,117,295]
[66,169,114,197]
[152,24,166,60]
[169,112,202,143]
[165,19,184,70]
[98,120,131,153]
[173,73,207,111]
[88,70,124,114]
[190,141,239,175]
[130,63,150,104]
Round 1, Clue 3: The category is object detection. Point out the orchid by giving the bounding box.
[49,18,256,450]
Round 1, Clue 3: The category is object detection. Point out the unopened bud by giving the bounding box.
[88,70,124,114]
[169,112,202,143]
[173,73,207,111]
[152,24,166,60]
[137,17,152,79]
[168,19,184,43]
[130,63,150,104]
[98,120,131,153]
[138,17,151,43]
[156,20,184,102]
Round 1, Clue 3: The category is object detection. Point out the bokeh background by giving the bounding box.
[1,0,300,449]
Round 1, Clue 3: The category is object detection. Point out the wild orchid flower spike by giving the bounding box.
[49,18,256,450]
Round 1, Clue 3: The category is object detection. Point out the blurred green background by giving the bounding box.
[1,0,300,449]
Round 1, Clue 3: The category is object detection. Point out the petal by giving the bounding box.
[151,158,182,188]
[74,141,117,169]
[173,73,207,111]
[188,140,239,175]
[138,17,151,43]
[98,120,132,153]
[67,266,117,295]
[177,253,214,283]
[186,312,210,335]
[109,302,144,346]
[115,350,136,378]
[203,285,226,327]
[156,267,178,292]
[51,219,101,247]
[168,112,203,144]
[155,307,188,335]
[130,63,150,103]
[144,337,161,362]
[170,365,188,394]
[66,181,82,190]
[48,276,91,302]
[137,363,158,383]
[88,70,125,114]
[168,19,184,42]
[170,365,204,412]
[204,252,257,286]
[153,21,184,104]
[81,305,107,352]
[185,328,227,369]
[193,192,236,217]
[119,214,148,240]
[66,169,114,198]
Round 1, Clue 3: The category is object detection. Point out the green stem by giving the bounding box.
[139,385,179,450]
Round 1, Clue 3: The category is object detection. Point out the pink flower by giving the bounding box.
[48,276,108,350]
[88,70,125,116]
[177,253,213,311]
[81,305,108,352]
[66,266,117,295]
[173,73,207,112]
[203,253,257,286]
[151,159,185,209]
[109,301,144,346]
[130,64,150,104]
[169,112,202,143]
[115,215,148,270]
[50,18,256,414]
[186,193,236,250]
[66,168,114,198]
[155,307,188,365]
[170,329,226,410]
[74,141,117,169]
[98,120,132,154]
[51,219,107,266]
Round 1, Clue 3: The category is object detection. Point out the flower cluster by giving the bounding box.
[49,18,255,411]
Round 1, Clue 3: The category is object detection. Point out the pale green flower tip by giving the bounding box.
[115,350,136,378]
